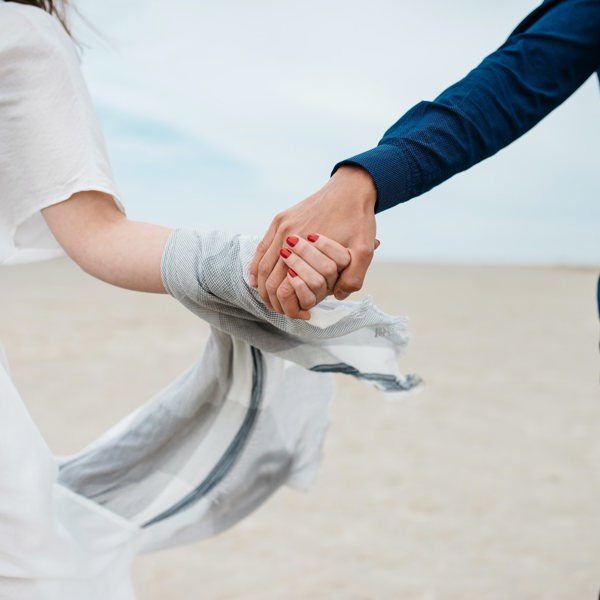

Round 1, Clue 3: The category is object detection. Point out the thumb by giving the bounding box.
[333,250,371,301]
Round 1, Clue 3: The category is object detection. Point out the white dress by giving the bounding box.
[0,4,139,599]
[0,4,121,267]
[0,5,419,599]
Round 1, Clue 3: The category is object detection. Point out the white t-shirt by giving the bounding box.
[0,2,121,265]
[0,6,138,598]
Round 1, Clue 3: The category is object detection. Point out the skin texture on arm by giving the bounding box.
[42,191,172,293]
[249,165,378,318]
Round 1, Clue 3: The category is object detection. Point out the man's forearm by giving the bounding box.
[42,191,172,293]
[334,0,600,213]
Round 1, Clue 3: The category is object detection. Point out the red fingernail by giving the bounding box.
[286,235,299,247]
[288,268,297,278]
[307,233,319,243]
[280,248,291,259]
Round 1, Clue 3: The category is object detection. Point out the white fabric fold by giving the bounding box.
[161,229,419,393]
[52,229,418,573]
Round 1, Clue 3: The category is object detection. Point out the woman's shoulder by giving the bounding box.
[0,2,82,98]
[0,2,75,60]
[1,1,63,31]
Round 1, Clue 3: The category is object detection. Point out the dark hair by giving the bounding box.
[4,1,71,35]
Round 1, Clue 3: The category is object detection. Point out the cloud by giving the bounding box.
[75,0,600,264]
[95,104,259,230]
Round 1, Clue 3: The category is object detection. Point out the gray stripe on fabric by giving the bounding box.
[310,363,421,392]
[142,347,265,528]
[161,230,417,384]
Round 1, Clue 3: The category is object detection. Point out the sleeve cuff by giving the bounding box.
[331,143,414,214]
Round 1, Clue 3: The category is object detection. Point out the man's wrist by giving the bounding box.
[331,164,377,211]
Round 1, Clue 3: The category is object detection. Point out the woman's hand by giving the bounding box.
[274,233,352,320]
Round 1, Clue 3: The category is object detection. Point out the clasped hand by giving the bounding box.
[249,165,379,320]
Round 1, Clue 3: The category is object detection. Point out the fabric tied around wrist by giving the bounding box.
[57,229,420,554]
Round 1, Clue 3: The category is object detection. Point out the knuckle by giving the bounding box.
[354,244,373,261]
[299,299,315,311]
[258,262,272,279]
[256,239,268,253]
[310,275,327,294]
[265,280,279,296]
[277,285,295,302]
[274,214,292,234]
[343,276,363,292]
[323,263,338,280]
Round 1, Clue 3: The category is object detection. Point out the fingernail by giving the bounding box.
[288,268,297,278]
[286,235,299,247]
[280,248,291,259]
[335,291,350,300]
[307,233,319,243]
[248,273,257,287]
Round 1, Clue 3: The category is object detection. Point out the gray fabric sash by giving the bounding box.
[58,230,419,553]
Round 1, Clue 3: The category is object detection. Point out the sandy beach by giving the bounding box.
[1,258,598,600]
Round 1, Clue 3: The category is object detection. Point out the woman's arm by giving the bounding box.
[43,191,350,308]
[42,191,172,293]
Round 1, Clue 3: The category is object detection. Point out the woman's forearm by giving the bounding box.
[42,191,172,293]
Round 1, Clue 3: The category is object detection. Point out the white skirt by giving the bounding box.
[0,231,417,599]
[0,336,334,599]
[0,347,140,599]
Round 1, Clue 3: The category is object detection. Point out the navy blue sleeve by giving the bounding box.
[333,0,600,213]
[597,275,600,320]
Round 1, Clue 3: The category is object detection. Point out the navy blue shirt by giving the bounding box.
[334,0,600,214]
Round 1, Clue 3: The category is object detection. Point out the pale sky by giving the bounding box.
[75,0,599,265]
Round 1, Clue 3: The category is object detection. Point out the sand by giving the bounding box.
[0,259,598,599]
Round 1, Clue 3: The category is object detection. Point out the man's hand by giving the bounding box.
[249,165,378,318]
